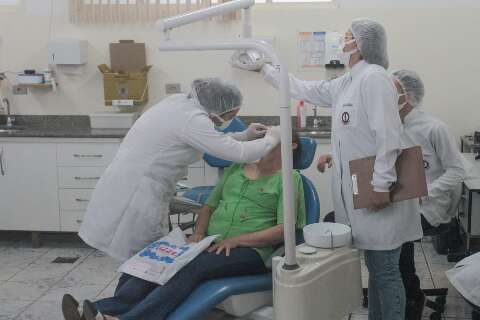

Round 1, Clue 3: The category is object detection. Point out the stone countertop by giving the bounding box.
[0,115,331,139]
[0,115,128,139]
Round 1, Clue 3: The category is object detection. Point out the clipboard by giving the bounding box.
[349,145,428,210]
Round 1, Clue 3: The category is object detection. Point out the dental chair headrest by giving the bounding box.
[293,137,317,170]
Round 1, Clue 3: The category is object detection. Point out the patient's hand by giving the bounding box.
[187,232,205,244]
[208,238,240,257]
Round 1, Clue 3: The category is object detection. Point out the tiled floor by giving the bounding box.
[0,232,475,320]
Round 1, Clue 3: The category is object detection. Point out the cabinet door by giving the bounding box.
[0,142,59,231]
[301,140,333,220]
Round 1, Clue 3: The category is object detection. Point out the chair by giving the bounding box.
[166,137,320,320]
[181,117,247,205]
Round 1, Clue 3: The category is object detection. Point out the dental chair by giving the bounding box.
[166,136,320,320]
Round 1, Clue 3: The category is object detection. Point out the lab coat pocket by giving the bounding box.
[338,103,358,128]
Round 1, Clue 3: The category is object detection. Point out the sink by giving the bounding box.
[296,128,331,138]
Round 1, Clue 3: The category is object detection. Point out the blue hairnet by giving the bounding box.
[191,78,243,115]
[392,70,425,108]
[351,18,389,69]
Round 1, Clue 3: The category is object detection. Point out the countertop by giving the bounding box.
[0,115,128,139]
[0,115,331,140]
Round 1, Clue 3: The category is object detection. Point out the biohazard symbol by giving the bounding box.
[341,112,350,125]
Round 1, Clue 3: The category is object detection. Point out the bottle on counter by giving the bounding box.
[296,100,306,128]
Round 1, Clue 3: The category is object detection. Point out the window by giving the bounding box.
[70,0,334,23]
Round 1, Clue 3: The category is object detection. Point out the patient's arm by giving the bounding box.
[187,205,215,243]
[208,224,284,256]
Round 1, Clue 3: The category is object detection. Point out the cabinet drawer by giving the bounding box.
[57,143,119,166]
[59,189,93,210]
[60,211,85,232]
[58,167,106,188]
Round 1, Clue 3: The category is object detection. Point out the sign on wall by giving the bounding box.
[297,31,326,70]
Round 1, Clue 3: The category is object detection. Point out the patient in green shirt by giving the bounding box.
[195,131,306,262]
[64,130,306,320]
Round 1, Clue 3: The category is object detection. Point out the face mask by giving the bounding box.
[216,118,233,131]
[397,93,408,110]
[210,113,233,131]
[340,39,358,68]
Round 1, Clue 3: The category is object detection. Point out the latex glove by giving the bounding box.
[317,154,333,173]
[265,126,281,145]
[369,191,391,212]
[244,123,268,140]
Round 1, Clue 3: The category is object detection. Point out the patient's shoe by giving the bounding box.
[83,300,106,320]
[62,294,84,320]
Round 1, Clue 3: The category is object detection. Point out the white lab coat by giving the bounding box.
[446,252,480,306]
[402,109,467,227]
[262,61,422,250]
[79,94,278,261]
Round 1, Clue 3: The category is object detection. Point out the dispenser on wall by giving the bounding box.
[48,39,88,65]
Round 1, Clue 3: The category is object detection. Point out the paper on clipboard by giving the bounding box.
[349,146,428,210]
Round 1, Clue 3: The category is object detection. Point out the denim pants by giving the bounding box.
[95,247,267,320]
[364,247,405,320]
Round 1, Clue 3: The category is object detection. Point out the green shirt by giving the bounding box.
[206,163,306,262]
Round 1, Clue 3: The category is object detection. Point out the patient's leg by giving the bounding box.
[117,247,267,320]
[94,275,157,316]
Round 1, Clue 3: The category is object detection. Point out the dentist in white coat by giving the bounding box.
[79,78,280,262]
[255,18,422,320]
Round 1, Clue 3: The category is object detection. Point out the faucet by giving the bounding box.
[1,98,14,128]
[312,105,321,129]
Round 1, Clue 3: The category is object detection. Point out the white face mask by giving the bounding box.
[340,39,358,68]
[216,118,233,131]
[210,113,233,131]
[398,93,408,110]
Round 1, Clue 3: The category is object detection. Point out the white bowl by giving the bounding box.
[303,222,352,248]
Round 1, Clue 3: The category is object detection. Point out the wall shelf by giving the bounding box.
[18,82,56,89]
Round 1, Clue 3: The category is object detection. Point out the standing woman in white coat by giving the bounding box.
[257,18,422,320]
[79,78,281,262]
[393,70,468,320]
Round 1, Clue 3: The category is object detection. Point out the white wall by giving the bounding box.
[0,1,479,140]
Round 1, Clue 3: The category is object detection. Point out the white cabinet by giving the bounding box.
[0,138,120,233]
[301,139,333,220]
[57,142,119,232]
[0,142,59,231]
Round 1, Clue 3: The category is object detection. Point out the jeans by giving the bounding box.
[364,247,405,320]
[95,247,268,320]
[400,215,432,301]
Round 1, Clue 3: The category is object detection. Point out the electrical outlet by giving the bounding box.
[165,83,181,95]
[12,85,27,95]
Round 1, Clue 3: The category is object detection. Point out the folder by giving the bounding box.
[349,145,428,210]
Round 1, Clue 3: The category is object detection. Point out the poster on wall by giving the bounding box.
[298,31,326,70]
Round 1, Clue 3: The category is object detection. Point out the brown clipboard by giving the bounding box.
[349,145,428,209]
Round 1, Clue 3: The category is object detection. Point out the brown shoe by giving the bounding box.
[62,294,83,320]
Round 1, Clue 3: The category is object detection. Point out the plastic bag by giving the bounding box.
[445,252,480,306]
[119,228,218,285]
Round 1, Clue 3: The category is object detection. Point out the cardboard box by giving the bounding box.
[109,40,147,73]
[99,40,151,106]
